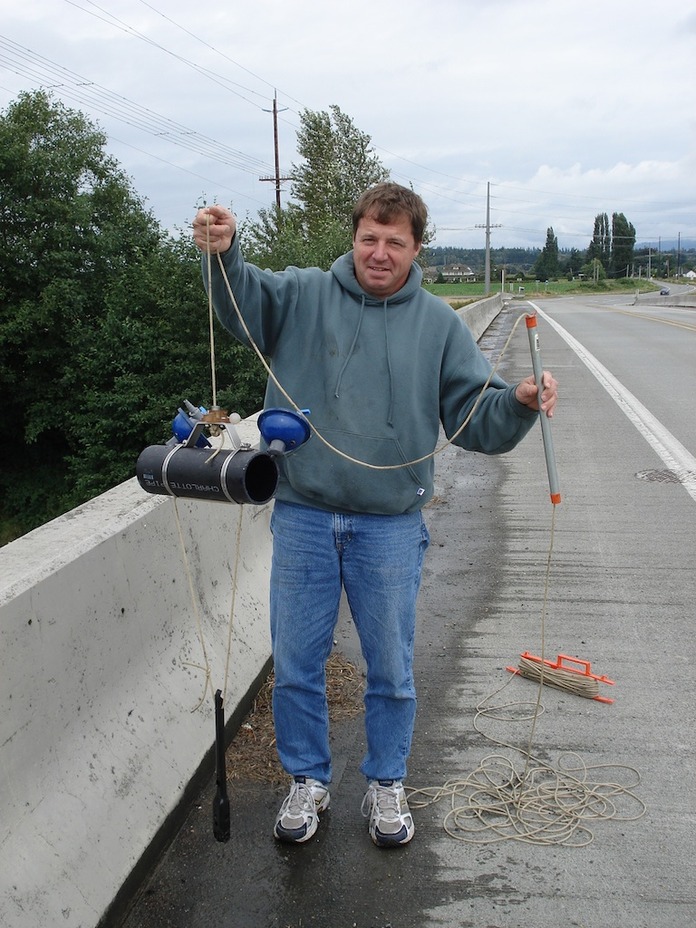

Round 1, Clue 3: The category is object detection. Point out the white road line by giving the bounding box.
[528,301,696,503]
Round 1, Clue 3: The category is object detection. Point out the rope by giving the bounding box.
[520,500,556,781]
[407,750,645,847]
[516,655,600,699]
[406,504,646,846]
[205,217,219,408]
[172,497,212,711]
[214,250,528,470]
[161,220,243,714]
[172,495,244,712]
[223,506,244,700]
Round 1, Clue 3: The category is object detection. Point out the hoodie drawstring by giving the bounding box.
[334,295,366,398]
[383,300,395,426]
[334,296,395,426]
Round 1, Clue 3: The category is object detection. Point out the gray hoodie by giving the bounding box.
[205,238,538,515]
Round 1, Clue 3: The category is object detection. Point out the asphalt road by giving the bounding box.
[120,296,696,928]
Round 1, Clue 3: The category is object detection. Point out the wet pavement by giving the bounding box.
[118,305,696,928]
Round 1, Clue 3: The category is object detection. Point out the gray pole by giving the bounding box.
[476,182,501,296]
[484,182,491,295]
[526,314,561,505]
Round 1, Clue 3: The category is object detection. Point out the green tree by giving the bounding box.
[610,212,636,278]
[581,257,607,283]
[242,200,352,271]
[293,105,389,235]
[0,90,157,533]
[243,105,389,270]
[560,247,583,279]
[533,227,560,279]
[0,91,265,540]
[587,213,611,272]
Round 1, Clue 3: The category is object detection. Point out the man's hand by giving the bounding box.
[515,371,558,417]
[192,205,236,254]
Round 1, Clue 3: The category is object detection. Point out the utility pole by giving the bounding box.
[658,236,661,278]
[677,231,681,278]
[260,92,291,211]
[475,182,502,295]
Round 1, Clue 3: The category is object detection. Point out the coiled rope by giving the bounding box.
[406,500,646,846]
[406,679,646,847]
[516,654,602,699]
[406,748,645,847]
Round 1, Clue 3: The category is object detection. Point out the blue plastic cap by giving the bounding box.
[257,408,311,453]
[172,409,211,448]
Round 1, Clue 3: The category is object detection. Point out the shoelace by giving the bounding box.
[362,783,401,820]
[280,781,314,817]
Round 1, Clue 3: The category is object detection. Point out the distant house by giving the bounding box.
[440,263,476,283]
[684,269,696,280]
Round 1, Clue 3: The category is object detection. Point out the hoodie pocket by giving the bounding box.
[280,427,432,515]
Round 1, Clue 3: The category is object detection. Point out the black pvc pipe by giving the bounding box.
[136,444,279,505]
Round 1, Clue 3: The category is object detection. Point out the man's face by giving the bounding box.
[353,212,421,298]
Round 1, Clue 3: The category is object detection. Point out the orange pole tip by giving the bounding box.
[525,313,538,328]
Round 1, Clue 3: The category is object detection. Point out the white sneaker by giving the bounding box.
[273,776,330,843]
[361,779,415,847]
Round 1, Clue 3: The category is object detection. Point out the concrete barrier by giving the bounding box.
[633,290,696,307]
[0,294,504,928]
[456,291,503,339]
[0,415,273,928]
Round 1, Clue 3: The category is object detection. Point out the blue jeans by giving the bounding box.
[269,500,430,785]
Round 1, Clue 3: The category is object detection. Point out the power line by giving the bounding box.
[62,0,270,110]
[52,3,650,235]
[134,0,282,101]
[4,4,691,244]
[108,133,270,211]
[0,36,275,177]
[64,0,497,216]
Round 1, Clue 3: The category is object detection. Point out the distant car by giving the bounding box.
[660,287,670,295]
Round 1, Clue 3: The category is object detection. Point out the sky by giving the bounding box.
[1,0,694,251]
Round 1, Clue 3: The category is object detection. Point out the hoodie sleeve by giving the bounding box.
[439,317,538,455]
[202,236,301,355]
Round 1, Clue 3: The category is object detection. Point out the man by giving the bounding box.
[193,183,557,848]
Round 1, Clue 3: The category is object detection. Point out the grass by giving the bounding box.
[424,277,667,299]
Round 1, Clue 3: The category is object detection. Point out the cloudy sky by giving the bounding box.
[1,0,694,250]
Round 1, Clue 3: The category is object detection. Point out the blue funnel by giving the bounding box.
[258,408,311,456]
[172,406,211,448]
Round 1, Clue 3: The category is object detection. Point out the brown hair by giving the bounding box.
[352,183,428,244]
